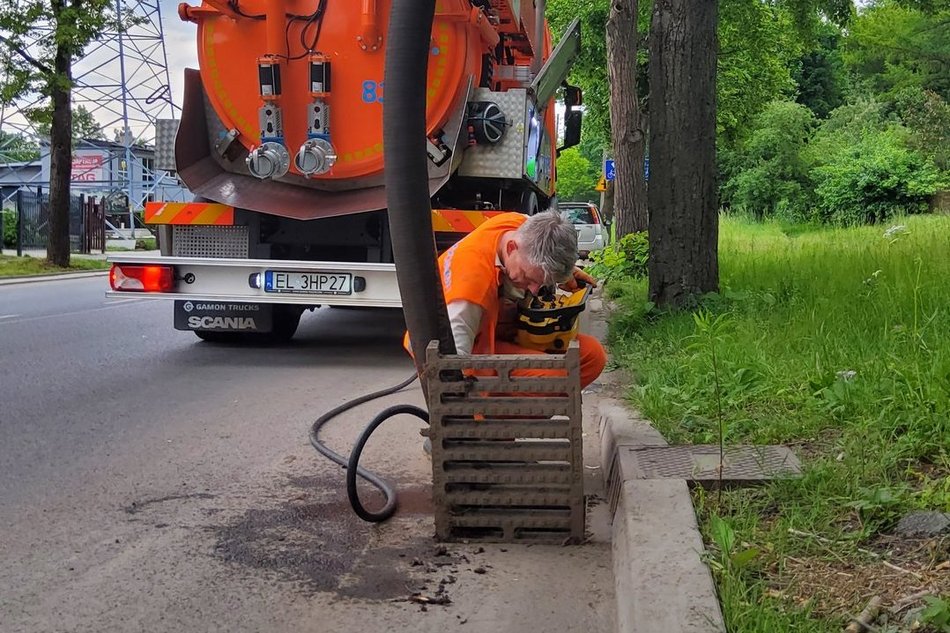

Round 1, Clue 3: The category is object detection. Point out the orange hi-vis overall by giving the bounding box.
[404,212,607,389]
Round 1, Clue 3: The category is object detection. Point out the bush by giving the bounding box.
[2,208,15,248]
[811,126,944,225]
[892,88,950,171]
[722,101,816,221]
[587,231,649,281]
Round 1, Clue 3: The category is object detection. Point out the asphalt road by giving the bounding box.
[0,276,614,633]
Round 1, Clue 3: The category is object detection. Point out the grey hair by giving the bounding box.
[514,210,578,284]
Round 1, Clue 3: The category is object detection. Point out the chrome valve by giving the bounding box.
[295,138,337,176]
[246,142,291,179]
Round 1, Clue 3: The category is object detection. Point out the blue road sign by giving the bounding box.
[605,159,616,181]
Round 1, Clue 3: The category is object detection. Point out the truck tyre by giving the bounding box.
[522,190,540,215]
[269,305,303,342]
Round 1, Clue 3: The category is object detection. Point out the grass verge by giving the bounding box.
[609,215,950,631]
[0,254,110,278]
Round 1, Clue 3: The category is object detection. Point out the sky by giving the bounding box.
[161,0,200,113]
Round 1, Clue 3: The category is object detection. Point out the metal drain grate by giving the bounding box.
[425,341,585,544]
[615,445,802,488]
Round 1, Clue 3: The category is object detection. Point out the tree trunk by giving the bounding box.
[647,0,719,307]
[606,0,648,237]
[47,3,72,267]
[601,178,615,235]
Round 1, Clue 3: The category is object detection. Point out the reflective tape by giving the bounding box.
[145,202,235,225]
[431,209,503,233]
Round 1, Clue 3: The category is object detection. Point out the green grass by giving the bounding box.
[0,254,110,277]
[609,214,950,631]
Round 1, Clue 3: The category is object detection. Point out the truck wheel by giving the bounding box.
[193,330,245,344]
[522,190,540,215]
[269,305,303,342]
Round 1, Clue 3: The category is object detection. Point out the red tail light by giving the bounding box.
[110,264,175,292]
[590,206,601,224]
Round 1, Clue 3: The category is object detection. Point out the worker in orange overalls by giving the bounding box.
[406,209,607,388]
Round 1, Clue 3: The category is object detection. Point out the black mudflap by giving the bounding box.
[174,301,274,333]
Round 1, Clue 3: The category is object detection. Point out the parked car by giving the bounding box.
[561,202,605,258]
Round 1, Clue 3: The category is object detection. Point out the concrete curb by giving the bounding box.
[600,399,726,633]
[0,270,109,286]
[586,294,725,633]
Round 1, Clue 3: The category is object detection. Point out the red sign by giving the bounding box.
[71,154,105,182]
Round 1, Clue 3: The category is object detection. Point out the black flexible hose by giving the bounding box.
[346,404,429,522]
[308,373,419,520]
[309,0,449,524]
[384,0,457,382]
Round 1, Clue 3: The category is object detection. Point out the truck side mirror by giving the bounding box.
[564,85,583,108]
[559,110,582,153]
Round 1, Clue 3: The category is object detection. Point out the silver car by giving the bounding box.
[562,203,606,258]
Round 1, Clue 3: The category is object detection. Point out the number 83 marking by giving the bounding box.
[362,80,384,104]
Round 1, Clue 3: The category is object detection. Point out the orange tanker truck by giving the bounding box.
[107,0,583,342]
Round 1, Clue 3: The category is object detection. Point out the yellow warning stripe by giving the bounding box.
[145,202,235,225]
[431,209,503,233]
[145,203,497,231]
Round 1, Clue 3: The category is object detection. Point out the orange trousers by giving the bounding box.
[494,333,607,389]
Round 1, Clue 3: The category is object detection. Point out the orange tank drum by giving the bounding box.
[184,0,488,182]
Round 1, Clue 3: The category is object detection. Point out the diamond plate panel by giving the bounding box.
[155,119,179,172]
[172,225,249,258]
[457,88,528,180]
[617,445,802,488]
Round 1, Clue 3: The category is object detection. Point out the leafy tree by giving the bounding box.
[555,147,598,202]
[780,0,854,39]
[0,130,39,162]
[724,101,817,220]
[843,2,950,100]
[718,0,800,148]
[792,27,847,118]
[607,0,648,234]
[32,104,105,141]
[548,0,612,148]
[0,0,117,266]
[892,88,950,170]
[549,0,649,235]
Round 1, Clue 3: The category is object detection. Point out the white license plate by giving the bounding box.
[264,271,352,295]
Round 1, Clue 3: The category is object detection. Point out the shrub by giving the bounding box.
[811,126,944,225]
[588,231,649,281]
[2,208,16,248]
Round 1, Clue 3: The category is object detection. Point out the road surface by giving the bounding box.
[0,276,614,633]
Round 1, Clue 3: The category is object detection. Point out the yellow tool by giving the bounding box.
[515,283,591,353]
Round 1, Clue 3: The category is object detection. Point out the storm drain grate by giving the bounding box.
[616,445,802,488]
[424,342,585,544]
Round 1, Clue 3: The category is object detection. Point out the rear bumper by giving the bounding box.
[106,255,401,308]
[578,233,605,255]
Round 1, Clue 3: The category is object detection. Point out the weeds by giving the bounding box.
[609,214,950,631]
[689,311,733,498]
